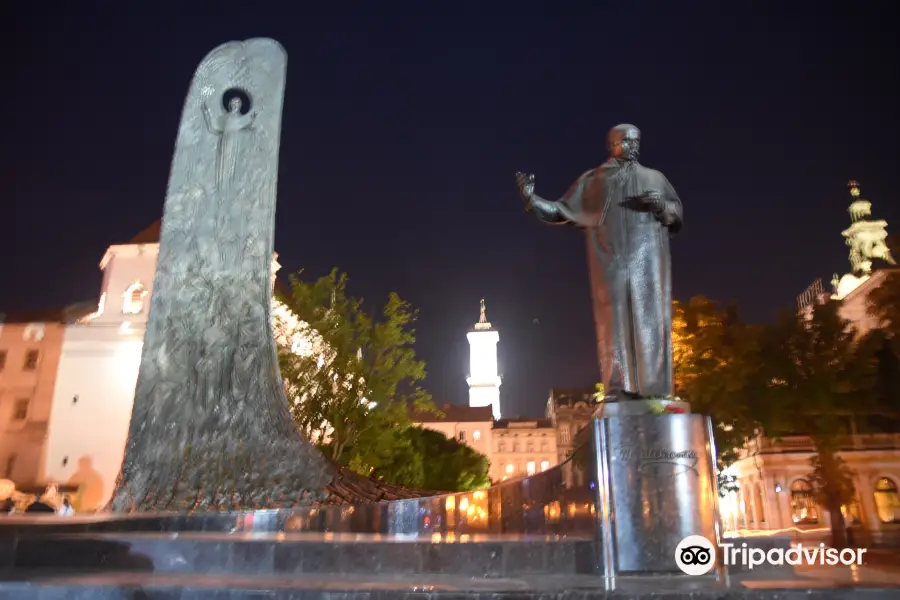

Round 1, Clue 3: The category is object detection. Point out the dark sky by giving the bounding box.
[4,2,899,418]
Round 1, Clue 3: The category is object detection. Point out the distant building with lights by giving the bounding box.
[0,223,588,508]
[725,182,900,547]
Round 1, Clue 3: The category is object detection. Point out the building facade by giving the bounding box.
[0,314,69,484]
[545,388,599,464]
[724,427,900,546]
[490,418,558,482]
[725,182,900,546]
[413,404,494,461]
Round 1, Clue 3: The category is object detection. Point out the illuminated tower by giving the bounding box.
[466,298,501,420]
[833,181,896,300]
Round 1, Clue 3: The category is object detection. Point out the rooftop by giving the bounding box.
[493,417,554,429]
[0,301,95,325]
[127,220,161,245]
[411,404,494,423]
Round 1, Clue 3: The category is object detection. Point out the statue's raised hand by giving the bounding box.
[515,172,535,203]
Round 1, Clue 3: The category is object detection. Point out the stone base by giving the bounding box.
[0,570,894,599]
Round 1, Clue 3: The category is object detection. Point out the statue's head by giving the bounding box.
[228,97,242,113]
[607,124,641,162]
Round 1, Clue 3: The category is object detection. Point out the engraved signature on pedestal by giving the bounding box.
[615,446,699,476]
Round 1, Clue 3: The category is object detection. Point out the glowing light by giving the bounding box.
[459,497,470,511]
[473,430,481,441]
[122,282,147,315]
[540,460,550,472]
[724,526,830,538]
[505,464,514,474]
[526,461,536,475]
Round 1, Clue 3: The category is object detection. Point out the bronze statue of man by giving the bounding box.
[516,124,682,402]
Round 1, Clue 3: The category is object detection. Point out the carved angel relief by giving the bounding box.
[201,91,258,196]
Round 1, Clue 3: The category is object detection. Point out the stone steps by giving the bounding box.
[5,532,596,578]
[0,570,893,600]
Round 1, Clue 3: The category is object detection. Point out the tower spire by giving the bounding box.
[842,180,895,276]
[474,297,492,331]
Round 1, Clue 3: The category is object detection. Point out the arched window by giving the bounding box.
[874,477,900,524]
[754,483,766,524]
[790,479,819,525]
[122,282,148,315]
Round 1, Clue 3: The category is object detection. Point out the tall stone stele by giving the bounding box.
[109,39,331,512]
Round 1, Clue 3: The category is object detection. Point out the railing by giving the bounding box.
[745,433,900,455]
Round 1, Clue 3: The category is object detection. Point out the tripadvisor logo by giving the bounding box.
[675,535,868,576]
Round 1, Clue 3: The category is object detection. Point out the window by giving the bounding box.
[790,479,819,525]
[754,483,766,524]
[541,442,548,452]
[560,425,570,444]
[3,454,17,479]
[526,461,536,475]
[122,282,148,315]
[473,430,481,441]
[458,430,466,442]
[24,349,39,370]
[12,399,29,421]
[874,477,900,524]
[505,464,515,474]
[526,442,534,453]
[0,349,6,370]
[512,442,520,452]
[541,460,551,472]
[498,442,505,452]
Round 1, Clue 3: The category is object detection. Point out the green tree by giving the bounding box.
[376,427,491,492]
[755,301,876,548]
[277,268,434,473]
[866,269,900,346]
[672,296,762,494]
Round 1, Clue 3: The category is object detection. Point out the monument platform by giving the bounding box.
[1,565,897,599]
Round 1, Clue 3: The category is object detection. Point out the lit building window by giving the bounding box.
[12,399,29,421]
[790,479,819,525]
[505,464,515,474]
[526,461,536,475]
[541,460,550,471]
[874,477,900,523]
[23,350,39,371]
[458,430,466,442]
[560,426,570,444]
[473,430,481,441]
[122,282,148,315]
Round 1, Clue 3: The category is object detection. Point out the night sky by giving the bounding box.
[4,2,899,418]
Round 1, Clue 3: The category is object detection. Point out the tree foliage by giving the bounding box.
[751,301,880,547]
[672,297,762,492]
[277,268,433,474]
[376,427,491,492]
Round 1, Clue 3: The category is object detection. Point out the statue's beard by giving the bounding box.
[611,143,640,161]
